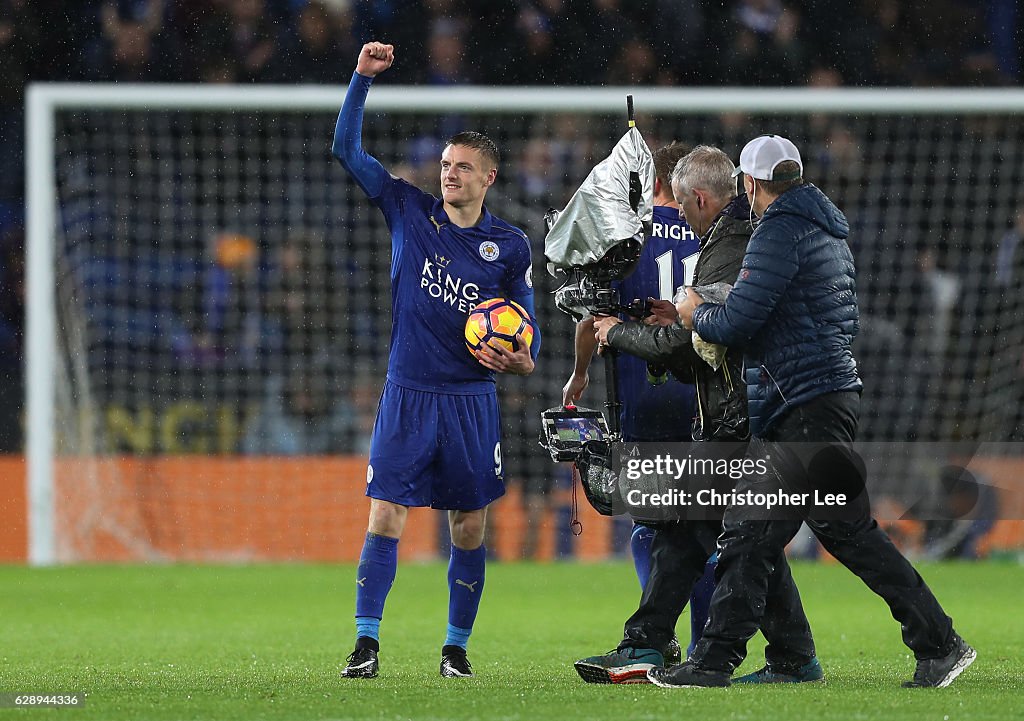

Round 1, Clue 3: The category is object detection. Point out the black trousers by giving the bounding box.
[691,391,956,673]
[621,517,817,671]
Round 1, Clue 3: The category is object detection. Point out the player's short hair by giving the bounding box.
[671,145,736,201]
[653,141,692,188]
[446,131,500,170]
[755,160,804,196]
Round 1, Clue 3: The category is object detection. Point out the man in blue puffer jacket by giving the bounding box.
[650,135,975,690]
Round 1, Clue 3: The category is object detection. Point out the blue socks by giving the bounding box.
[688,553,718,656]
[630,524,656,590]
[445,545,486,648]
[354,532,399,641]
[353,535,489,650]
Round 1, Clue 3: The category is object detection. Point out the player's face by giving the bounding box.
[440,145,496,209]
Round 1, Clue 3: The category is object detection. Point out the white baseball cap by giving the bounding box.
[732,135,803,181]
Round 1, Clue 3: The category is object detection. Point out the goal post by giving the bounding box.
[26,83,1024,565]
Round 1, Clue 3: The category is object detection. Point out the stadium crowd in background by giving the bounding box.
[1,1,1022,561]
[0,1,1021,441]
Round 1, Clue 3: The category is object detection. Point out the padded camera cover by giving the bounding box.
[544,127,654,272]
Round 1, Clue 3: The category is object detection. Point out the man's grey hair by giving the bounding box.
[670,145,736,201]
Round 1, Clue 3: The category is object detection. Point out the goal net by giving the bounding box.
[27,85,1024,563]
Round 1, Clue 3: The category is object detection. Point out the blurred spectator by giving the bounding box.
[174,232,265,372]
[650,0,706,85]
[987,0,1020,81]
[241,227,357,453]
[503,2,557,85]
[548,113,598,194]
[269,0,356,83]
[517,137,556,204]
[243,367,356,454]
[226,0,282,82]
[188,0,282,83]
[348,365,381,455]
[860,0,914,85]
[812,122,863,208]
[907,0,995,86]
[807,65,843,88]
[463,0,518,85]
[84,0,183,82]
[724,0,806,85]
[424,18,473,85]
[0,223,24,451]
[605,36,659,86]
[897,246,960,440]
[581,0,642,84]
[264,229,346,370]
[995,210,1024,288]
[994,210,1024,439]
[0,0,39,202]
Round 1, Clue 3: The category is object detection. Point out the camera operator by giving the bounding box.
[575,146,822,685]
[562,141,698,666]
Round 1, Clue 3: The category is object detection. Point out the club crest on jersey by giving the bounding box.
[479,241,500,261]
[525,265,533,288]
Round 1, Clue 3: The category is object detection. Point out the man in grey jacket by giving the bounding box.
[658,135,975,690]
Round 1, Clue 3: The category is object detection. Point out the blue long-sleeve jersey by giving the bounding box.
[333,72,540,394]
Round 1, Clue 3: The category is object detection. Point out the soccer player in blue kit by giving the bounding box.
[333,42,540,679]
[562,143,714,663]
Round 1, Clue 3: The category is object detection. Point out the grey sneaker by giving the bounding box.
[902,635,976,688]
[574,646,665,684]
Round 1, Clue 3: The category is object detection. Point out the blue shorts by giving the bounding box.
[367,381,505,511]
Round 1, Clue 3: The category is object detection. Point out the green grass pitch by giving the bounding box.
[1,561,1022,720]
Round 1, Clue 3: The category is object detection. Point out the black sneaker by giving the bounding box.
[341,638,379,679]
[647,661,731,688]
[665,636,683,667]
[902,635,977,688]
[440,645,474,678]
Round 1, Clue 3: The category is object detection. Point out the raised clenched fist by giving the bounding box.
[356,42,395,78]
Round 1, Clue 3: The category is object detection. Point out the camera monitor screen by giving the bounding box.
[553,416,606,443]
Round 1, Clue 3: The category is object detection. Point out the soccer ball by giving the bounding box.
[465,298,534,355]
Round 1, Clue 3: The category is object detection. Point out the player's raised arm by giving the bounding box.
[331,42,395,198]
